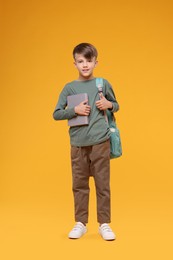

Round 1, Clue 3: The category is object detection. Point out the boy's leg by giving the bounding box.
[71,145,91,224]
[90,140,111,224]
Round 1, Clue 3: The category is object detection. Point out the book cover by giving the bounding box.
[67,93,89,127]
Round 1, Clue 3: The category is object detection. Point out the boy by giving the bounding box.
[53,43,119,241]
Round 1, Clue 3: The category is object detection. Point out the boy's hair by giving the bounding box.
[73,43,98,60]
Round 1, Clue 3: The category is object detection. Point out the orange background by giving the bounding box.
[1,0,173,259]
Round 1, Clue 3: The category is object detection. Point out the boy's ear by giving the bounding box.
[73,61,77,68]
[95,60,98,67]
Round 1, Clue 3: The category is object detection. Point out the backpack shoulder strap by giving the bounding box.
[96,78,108,122]
[96,78,104,93]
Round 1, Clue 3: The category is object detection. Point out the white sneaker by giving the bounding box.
[68,222,87,239]
[99,223,116,241]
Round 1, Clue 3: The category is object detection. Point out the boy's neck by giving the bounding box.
[77,77,95,81]
[77,75,95,81]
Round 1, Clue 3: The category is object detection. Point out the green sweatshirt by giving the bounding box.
[53,78,119,147]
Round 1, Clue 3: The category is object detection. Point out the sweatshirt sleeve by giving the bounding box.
[53,84,77,120]
[104,79,120,113]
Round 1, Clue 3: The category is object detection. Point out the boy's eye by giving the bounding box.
[76,59,93,63]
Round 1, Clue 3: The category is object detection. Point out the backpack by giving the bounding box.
[96,78,122,159]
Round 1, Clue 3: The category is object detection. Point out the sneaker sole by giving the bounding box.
[68,229,87,239]
[99,231,116,241]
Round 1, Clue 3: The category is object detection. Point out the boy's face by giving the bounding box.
[74,53,98,80]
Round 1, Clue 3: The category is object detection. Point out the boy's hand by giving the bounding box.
[95,93,113,110]
[74,100,91,116]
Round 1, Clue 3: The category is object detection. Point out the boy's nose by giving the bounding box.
[83,62,88,67]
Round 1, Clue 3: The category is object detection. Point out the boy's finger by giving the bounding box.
[99,93,103,99]
[82,99,88,105]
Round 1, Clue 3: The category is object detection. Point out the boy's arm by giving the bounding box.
[105,80,119,113]
[53,86,77,120]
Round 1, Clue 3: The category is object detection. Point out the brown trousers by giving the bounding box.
[71,140,111,224]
